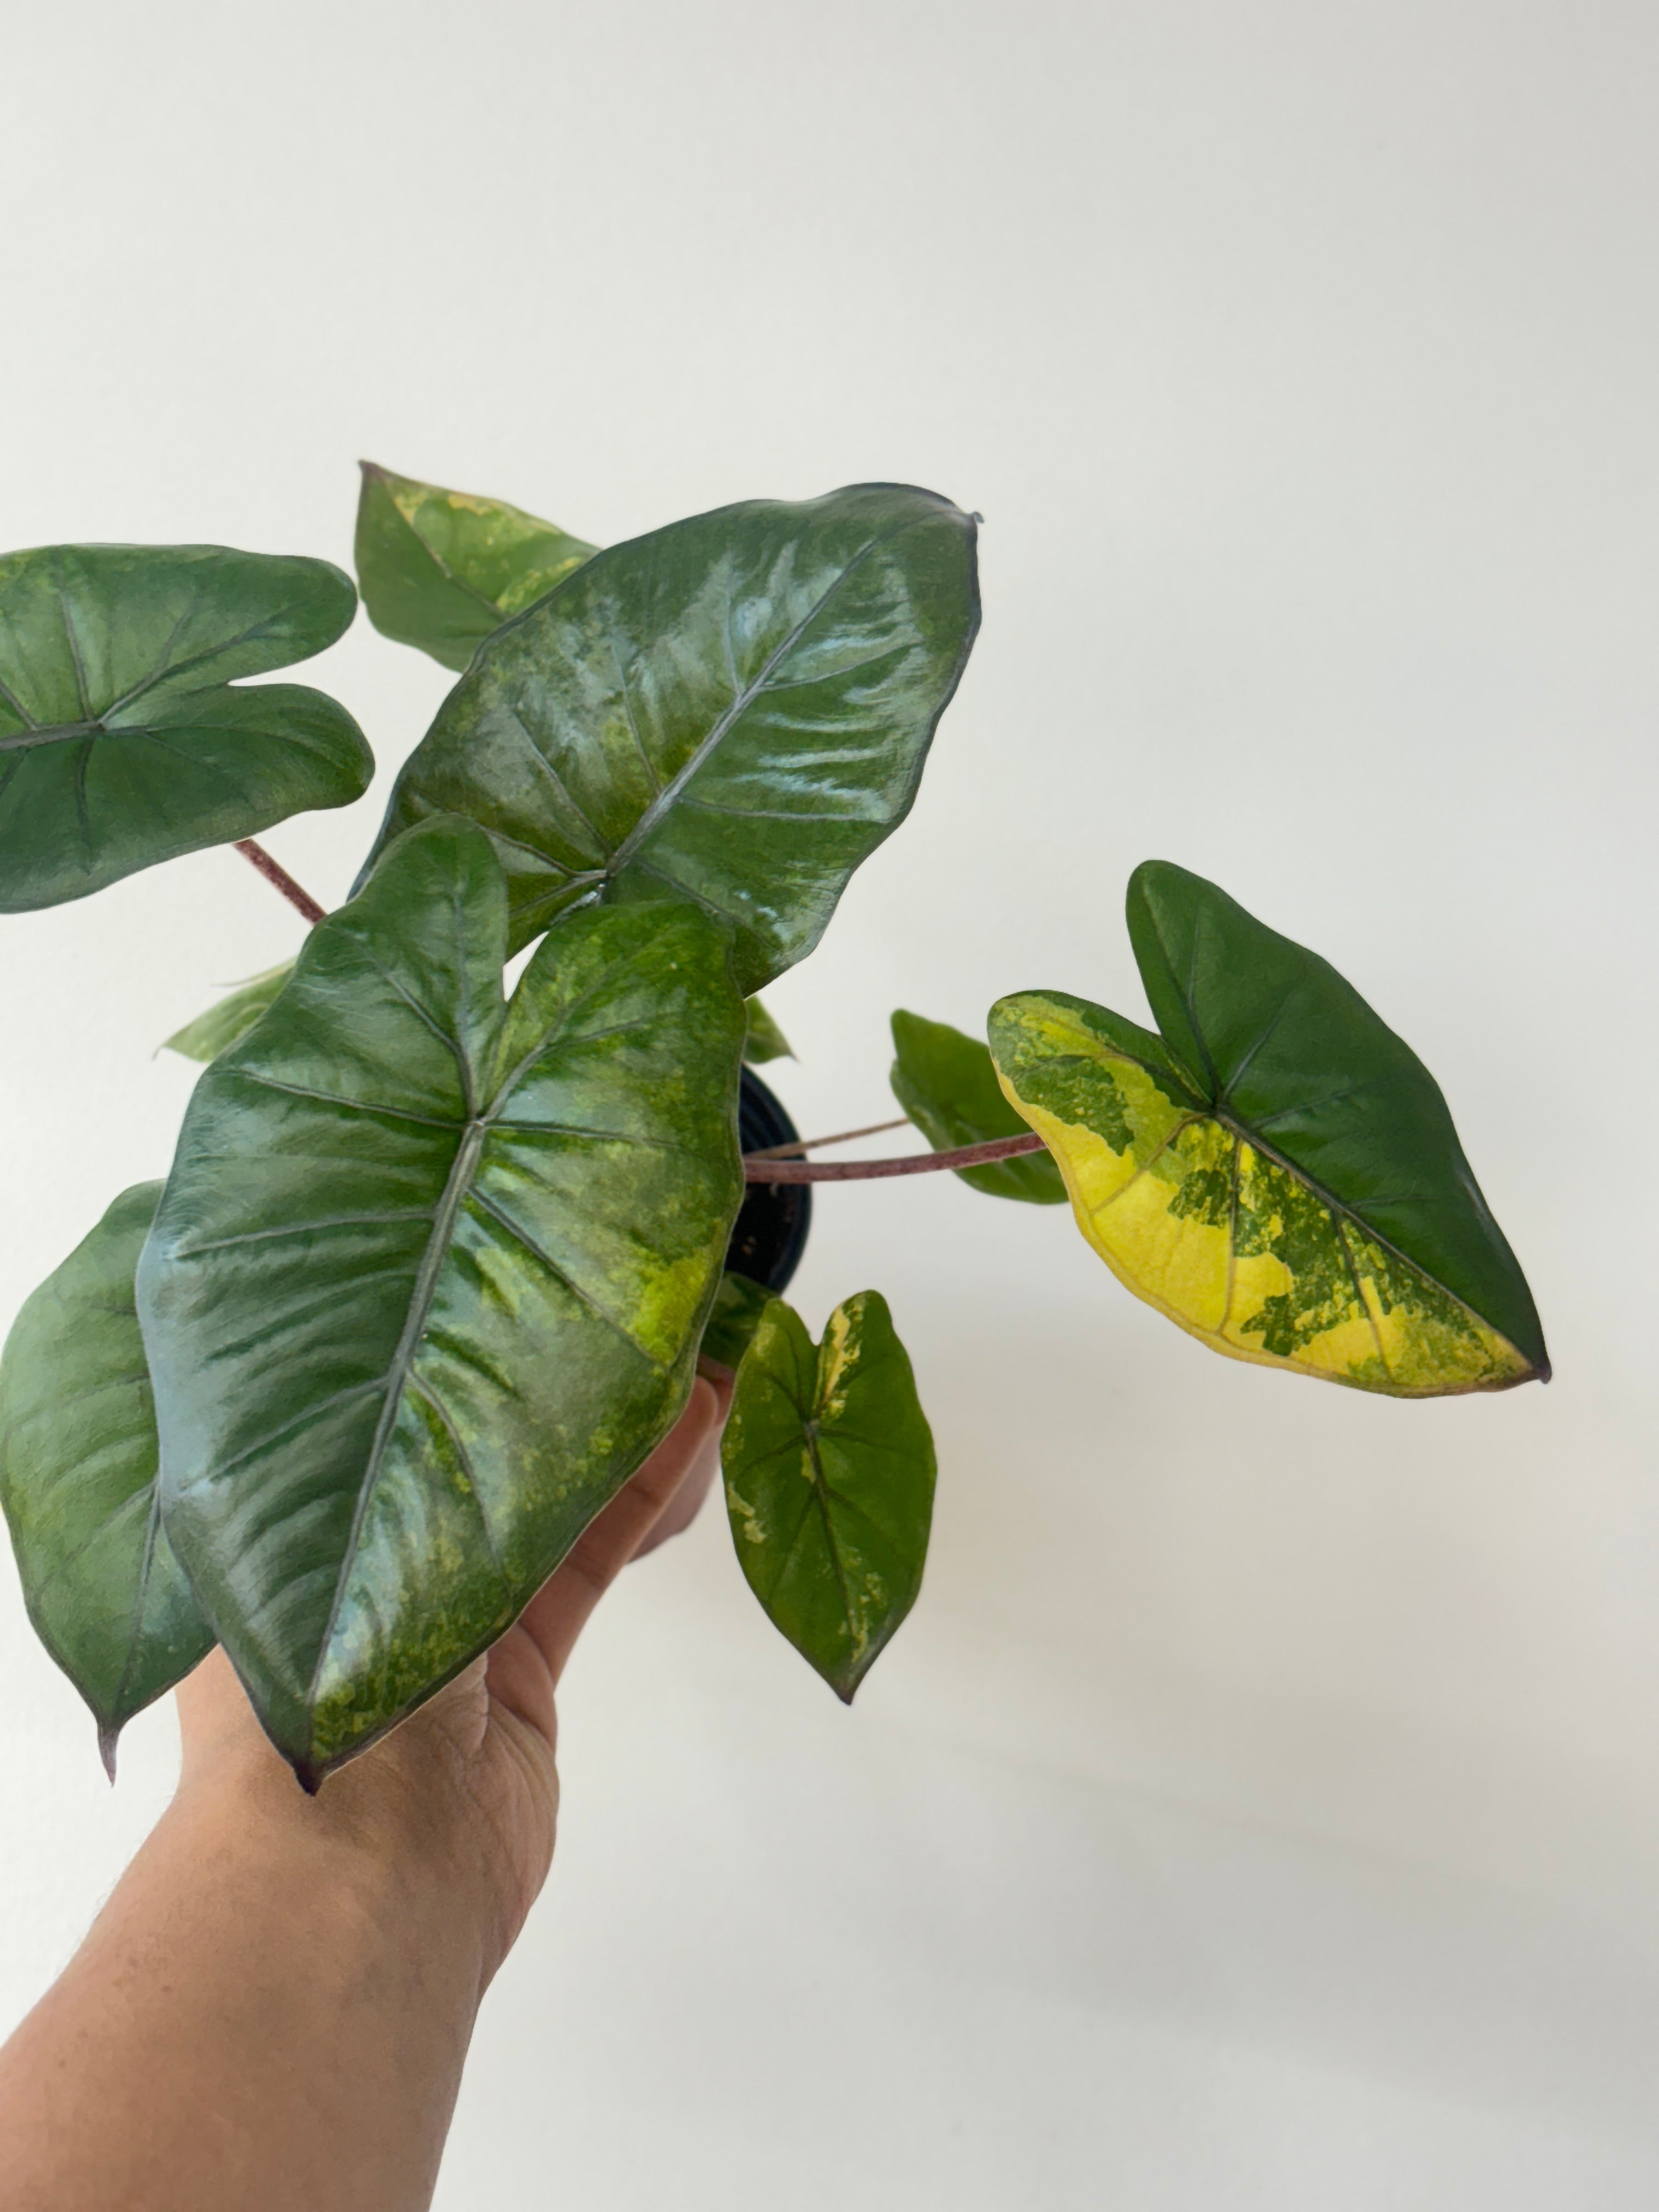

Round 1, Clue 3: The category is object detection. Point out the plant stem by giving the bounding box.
[234,839,327,927]
[742,1131,1047,1182]
[744,1116,910,1161]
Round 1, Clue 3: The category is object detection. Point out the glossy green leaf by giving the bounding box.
[723,1291,935,1700]
[990,862,1548,1397]
[361,485,980,991]
[162,961,295,1063]
[699,1269,776,1370]
[743,995,793,1065]
[0,1183,213,1760]
[0,545,370,911]
[889,1008,1064,1203]
[354,462,597,673]
[138,816,744,1782]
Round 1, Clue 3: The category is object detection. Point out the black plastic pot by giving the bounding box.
[725,1066,811,1295]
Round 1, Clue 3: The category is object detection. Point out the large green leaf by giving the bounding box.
[162,962,295,1063]
[137,816,744,1782]
[989,862,1547,1397]
[354,462,597,673]
[722,1291,935,1700]
[0,545,370,911]
[889,1008,1064,1203]
[360,485,980,991]
[0,1182,213,1763]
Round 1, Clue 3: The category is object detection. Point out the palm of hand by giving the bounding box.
[174,1377,728,1978]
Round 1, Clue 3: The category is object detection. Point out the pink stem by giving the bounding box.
[743,1131,1047,1183]
[234,839,327,927]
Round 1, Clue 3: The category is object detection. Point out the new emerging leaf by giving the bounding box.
[163,962,295,1063]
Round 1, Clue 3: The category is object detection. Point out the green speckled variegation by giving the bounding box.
[990,863,1547,1398]
[163,961,295,1063]
[0,1182,212,1760]
[137,816,745,1781]
[0,544,370,911]
[723,1291,935,1700]
[358,485,980,992]
[354,462,597,673]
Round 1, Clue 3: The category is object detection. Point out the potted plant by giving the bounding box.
[0,466,1547,1790]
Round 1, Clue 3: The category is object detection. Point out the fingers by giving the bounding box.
[630,1368,731,1559]
[517,1378,723,1687]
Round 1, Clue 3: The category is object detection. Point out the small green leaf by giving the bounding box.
[743,995,793,1065]
[890,1008,1064,1202]
[0,1183,213,1762]
[723,1291,935,1701]
[162,962,295,1063]
[0,545,370,911]
[700,1269,776,1370]
[355,462,597,672]
[138,815,744,1782]
[990,861,1548,1397]
[360,484,980,992]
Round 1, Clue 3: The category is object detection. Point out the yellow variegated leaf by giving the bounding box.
[989,866,1547,1399]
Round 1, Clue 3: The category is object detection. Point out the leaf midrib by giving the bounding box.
[1045,1029,1520,1358]
[303,1114,489,1713]
[602,520,913,877]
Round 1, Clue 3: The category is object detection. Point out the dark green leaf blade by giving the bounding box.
[0,545,371,911]
[0,1182,213,1760]
[743,995,793,1065]
[354,462,598,673]
[138,816,744,1781]
[723,1291,935,1700]
[360,485,980,991]
[989,862,1547,1396]
[162,961,295,1063]
[890,1008,1064,1201]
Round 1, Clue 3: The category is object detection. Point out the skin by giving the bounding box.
[0,1371,731,2212]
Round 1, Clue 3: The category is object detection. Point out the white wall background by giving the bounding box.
[3,3,1656,2204]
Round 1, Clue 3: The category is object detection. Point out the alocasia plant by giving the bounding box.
[0,465,1548,1788]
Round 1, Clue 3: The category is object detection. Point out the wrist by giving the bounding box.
[168,1725,507,2005]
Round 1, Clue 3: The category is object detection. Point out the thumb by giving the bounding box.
[517,1378,723,1687]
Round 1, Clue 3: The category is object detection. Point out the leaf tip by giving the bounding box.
[291,1758,324,1798]
[97,1723,120,1784]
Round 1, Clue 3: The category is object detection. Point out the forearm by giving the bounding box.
[0,1760,493,2212]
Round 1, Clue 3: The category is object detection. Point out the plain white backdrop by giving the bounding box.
[2,3,1656,2204]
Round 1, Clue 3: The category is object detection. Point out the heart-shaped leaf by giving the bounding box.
[0,545,370,911]
[360,485,980,991]
[890,1008,1065,1203]
[743,995,793,1065]
[0,1182,213,1764]
[163,961,295,1063]
[722,1291,935,1700]
[990,862,1547,1397]
[138,816,744,1781]
[354,462,597,673]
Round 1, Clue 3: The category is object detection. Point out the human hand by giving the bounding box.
[173,1370,732,1985]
